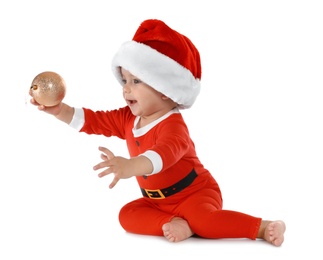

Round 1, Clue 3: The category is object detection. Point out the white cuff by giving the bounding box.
[69,108,85,131]
[140,150,163,174]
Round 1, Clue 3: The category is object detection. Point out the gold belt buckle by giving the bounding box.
[144,189,165,199]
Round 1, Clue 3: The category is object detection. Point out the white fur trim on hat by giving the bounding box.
[111,41,201,109]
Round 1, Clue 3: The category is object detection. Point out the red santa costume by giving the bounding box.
[69,19,261,239]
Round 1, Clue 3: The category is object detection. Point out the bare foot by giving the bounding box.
[262,220,286,246]
[162,217,194,242]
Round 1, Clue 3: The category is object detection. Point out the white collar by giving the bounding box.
[132,107,180,137]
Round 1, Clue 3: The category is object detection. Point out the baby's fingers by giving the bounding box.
[93,160,109,171]
[98,146,115,160]
[109,176,120,189]
[30,98,45,110]
[95,166,114,178]
[100,153,108,160]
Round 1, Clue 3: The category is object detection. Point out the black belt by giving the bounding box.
[140,169,197,199]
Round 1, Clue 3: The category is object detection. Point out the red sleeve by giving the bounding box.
[150,115,195,171]
[80,106,134,140]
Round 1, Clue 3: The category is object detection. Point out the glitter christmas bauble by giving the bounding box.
[30,71,66,107]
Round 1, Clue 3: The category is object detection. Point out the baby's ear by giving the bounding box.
[162,95,178,106]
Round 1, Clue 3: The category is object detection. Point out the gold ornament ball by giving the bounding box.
[30,71,66,107]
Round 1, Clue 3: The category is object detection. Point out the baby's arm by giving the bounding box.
[55,103,75,124]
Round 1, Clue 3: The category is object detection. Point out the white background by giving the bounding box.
[1,0,322,259]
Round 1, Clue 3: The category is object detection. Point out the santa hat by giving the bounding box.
[111,19,201,109]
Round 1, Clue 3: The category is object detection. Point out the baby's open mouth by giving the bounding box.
[127,99,137,105]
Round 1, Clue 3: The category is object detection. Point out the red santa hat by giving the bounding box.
[111,19,201,109]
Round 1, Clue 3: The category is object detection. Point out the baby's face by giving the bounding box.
[120,68,176,123]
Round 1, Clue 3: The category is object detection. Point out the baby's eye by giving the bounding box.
[121,79,127,84]
[134,79,141,84]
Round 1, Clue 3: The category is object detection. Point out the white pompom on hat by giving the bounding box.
[111,19,202,109]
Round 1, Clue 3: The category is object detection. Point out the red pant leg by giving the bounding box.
[177,186,261,239]
[197,209,261,239]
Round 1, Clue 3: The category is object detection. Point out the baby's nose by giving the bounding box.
[123,84,131,93]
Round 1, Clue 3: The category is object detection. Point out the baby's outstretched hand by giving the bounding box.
[93,146,134,189]
[93,146,153,189]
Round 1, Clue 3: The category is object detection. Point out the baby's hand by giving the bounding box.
[93,146,133,189]
[30,97,63,116]
[93,146,153,189]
